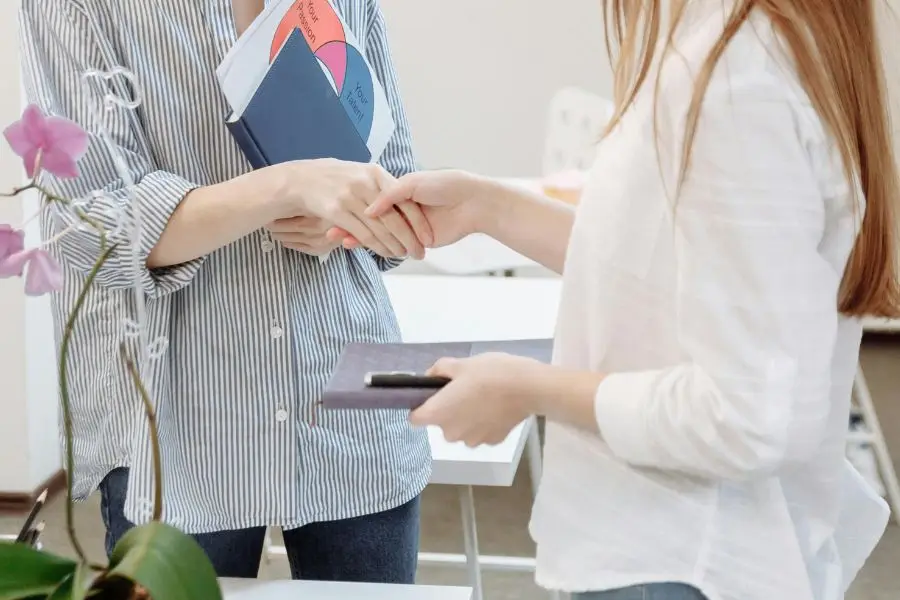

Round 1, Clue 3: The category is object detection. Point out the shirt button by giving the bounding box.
[275,408,288,423]
[261,240,275,253]
[270,325,284,339]
[136,499,154,522]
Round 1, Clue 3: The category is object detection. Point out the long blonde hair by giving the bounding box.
[604,0,900,318]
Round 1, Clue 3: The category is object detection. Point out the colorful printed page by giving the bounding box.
[217,0,395,163]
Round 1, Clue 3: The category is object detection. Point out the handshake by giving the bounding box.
[262,158,485,260]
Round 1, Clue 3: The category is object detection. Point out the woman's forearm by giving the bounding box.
[527,363,605,433]
[147,169,286,269]
[475,178,576,275]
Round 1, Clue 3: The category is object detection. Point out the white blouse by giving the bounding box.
[529,6,890,600]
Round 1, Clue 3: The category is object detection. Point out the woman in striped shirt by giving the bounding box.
[20,0,432,582]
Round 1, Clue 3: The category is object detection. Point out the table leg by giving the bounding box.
[460,485,484,600]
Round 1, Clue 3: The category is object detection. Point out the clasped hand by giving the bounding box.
[267,159,433,260]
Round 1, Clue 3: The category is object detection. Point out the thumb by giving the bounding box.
[366,173,421,218]
[326,226,351,242]
[427,357,461,379]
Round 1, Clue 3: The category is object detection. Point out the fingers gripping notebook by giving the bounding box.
[322,339,554,410]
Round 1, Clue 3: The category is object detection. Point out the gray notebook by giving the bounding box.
[323,339,553,410]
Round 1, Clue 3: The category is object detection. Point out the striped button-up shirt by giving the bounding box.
[19,0,431,533]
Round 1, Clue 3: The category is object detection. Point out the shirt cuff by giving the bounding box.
[368,251,406,272]
[133,172,204,298]
[593,370,660,466]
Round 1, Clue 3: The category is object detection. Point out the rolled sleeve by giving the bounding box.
[20,0,204,299]
[365,0,419,271]
[594,74,843,481]
[46,171,201,298]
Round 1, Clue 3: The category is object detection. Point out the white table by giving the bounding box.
[266,275,564,600]
[422,234,535,276]
[396,275,562,600]
[221,578,472,600]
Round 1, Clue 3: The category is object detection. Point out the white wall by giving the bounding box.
[381,1,900,179]
[379,0,611,177]
[0,0,61,494]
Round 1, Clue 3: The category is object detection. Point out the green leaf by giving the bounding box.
[108,522,221,600]
[0,541,77,600]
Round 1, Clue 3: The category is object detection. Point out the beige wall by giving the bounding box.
[0,0,61,493]
[0,0,29,492]
[382,1,900,178]
[379,0,611,176]
[878,4,900,161]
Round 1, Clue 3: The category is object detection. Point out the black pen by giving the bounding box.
[15,489,47,543]
[364,371,450,389]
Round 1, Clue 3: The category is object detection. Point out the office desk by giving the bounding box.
[221,578,473,600]
[393,275,561,600]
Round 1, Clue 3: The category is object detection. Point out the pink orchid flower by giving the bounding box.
[3,104,89,179]
[0,247,64,296]
[23,249,64,296]
[0,225,26,277]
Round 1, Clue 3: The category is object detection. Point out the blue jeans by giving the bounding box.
[99,467,420,582]
[573,583,707,600]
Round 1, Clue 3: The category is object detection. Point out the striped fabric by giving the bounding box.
[18,0,431,533]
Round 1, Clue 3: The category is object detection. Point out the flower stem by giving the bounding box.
[41,222,80,247]
[119,345,162,522]
[0,182,36,197]
[2,181,106,244]
[59,243,118,564]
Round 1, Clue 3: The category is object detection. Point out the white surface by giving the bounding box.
[384,275,562,486]
[221,578,472,600]
[863,317,900,333]
[423,234,536,275]
[0,12,61,493]
[426,422,531,487]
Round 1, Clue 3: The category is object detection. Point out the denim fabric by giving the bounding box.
[99,467,420,582]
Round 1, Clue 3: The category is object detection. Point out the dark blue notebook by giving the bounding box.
[225,29,371,169]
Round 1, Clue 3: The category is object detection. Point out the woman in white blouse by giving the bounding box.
[336,1,898,598]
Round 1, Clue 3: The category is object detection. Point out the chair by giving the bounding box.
[851,367,900,523]
[541,86,614,176]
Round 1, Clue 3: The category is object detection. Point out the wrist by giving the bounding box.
[509,359,557,414]
[467,174,509,237]
[248,164,300,221]
[525,363,606,430]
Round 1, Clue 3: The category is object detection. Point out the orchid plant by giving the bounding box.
[0,106,221,600]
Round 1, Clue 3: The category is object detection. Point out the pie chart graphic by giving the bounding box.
[270,0,344,61]
[270,0,376,141]
[315,41,347,93]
